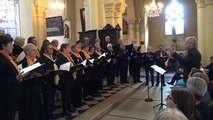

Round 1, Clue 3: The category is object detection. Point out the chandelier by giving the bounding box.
[145,0,163,17]
[50,0,65,13]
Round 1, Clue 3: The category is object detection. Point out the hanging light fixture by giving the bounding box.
[145,0,163,17]
[50,0,65,13]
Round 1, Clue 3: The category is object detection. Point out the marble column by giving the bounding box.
[34,0,46,48]
[196,0,206,65]
[105,1,116,26]
[85,0,99,30]
[204,0,213,65]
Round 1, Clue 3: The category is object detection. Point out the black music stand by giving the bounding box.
[144,77,153,102]
[151,65,166,110]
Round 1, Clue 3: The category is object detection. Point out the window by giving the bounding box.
[165,0,184,35]
[0,0,20,38]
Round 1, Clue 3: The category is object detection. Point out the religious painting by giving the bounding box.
[46,16,64,36]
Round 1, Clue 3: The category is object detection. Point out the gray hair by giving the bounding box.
[14,36,25,43]
[154,108,188,120]
[23,43,35,55]
[186,36,197,47]
[0,29,5,35]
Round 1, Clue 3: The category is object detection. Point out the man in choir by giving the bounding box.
[51,39,59,59]
[12,36,25,60]
[105,43,117,86]
[71,44,83,108]
[38,43,60,119]
[170,36,201,83]
[83,37,90,45]
[56,44,78,116]
[0,29,5,35]
[117,43,129,84]
[155,45,168,86]
[27,36,40,58]
[131,44,142,83]
[102,35,111,51]
[126,39,137,76]
[18,43,44,120]
[143,47,155,86]
[0,36,27,120]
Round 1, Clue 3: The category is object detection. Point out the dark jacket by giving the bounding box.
[12,43,23,57]
[172,48,201,82]
[0,54,21,101]
[155,50,168,68]
[143,52,155,69]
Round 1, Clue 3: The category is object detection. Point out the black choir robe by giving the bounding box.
[55,53,76,114]
[71,53,83,107]
[0,54,21,120]
[79,51,93,97]
[117,49,129,84]
[12,43,23,58]
[18,58,44,120]
[38,55,57,120]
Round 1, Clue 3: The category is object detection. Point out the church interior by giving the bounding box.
[0,0,213,120]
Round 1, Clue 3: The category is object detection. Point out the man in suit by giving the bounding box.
[12,36,25,61]
[143,47,155,86]
[155,45,168,86]
[170,36,201,83]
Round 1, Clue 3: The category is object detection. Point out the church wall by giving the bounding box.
[148,0,197,51]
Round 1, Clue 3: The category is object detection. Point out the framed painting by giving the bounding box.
[46,16,64,36]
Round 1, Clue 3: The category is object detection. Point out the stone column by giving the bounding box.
[85,0,99,30]
[34,0,46,48]
[114,0,127,39]
[135,19,140,45]
[127,19,136,44]
[105,1,116,26]
[196,0,206,65]
[98,0,106,29]
[204,0,213,65]
[144,13,149,52]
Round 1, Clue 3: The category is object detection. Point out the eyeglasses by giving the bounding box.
[166,95,173,101]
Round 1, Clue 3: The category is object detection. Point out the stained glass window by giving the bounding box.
[0,0,19,38]
[165,0,184,35]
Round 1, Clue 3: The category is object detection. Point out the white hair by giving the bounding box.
[23,43,36,55]
[154,108,188,120]
[14,36,25,43]
[186,36,197,47]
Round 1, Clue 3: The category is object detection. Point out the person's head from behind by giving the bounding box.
[185,36,197,50]
[27,36,38,46]
[14,36,25,47]
[23,44,37,58]
[154,108,188,120]
[133,44,138,51]
[166,87,196,119]
[60,44,71,54]
[186,77,208,101]
[0,36,13,55]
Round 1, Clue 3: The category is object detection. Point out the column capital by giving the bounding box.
[105,2,116,17]
[195,0,206,8]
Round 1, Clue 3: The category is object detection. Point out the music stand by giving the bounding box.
[144,77,153,102]
[151,65,166,110]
